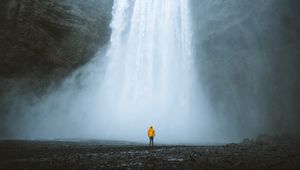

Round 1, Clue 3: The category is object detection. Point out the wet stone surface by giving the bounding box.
[0,136,300,169]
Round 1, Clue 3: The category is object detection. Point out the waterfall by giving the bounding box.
[17,0,212,143]
[94,0,200,142]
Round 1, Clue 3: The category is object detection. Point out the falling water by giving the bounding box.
[93,0,203,143]
[12,0,213,143]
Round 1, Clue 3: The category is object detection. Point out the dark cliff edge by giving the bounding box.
[0,0,113,93]
[0,0,113,136]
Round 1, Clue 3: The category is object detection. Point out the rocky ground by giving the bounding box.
[0,135,299,170]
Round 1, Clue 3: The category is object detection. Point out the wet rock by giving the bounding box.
[0,0,113,137]
[0,136,300,169]
[0,0,113,103]
[0,0,112,78]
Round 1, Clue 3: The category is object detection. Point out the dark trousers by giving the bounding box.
[149,137,154,146]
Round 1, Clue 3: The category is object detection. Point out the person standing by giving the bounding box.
[148,126,156,146]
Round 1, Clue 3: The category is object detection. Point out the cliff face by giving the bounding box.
[0,0,112,80]
[0,0,113,137]
[191,0,300,138]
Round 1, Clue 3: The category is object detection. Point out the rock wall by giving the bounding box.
[191,0,300,138]
[0,0,112,88]
[0,0,113,136]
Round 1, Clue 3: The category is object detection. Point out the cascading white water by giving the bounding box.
[16,0,213,143]
[92,0,202,142]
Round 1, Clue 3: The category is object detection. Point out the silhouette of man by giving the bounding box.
[148,126,155,146]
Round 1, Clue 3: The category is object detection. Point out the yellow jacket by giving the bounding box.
[148,127,155,137]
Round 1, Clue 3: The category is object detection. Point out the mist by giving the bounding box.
[1,0,300,144]
[191,0,300,141]
[2,0,211,144]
